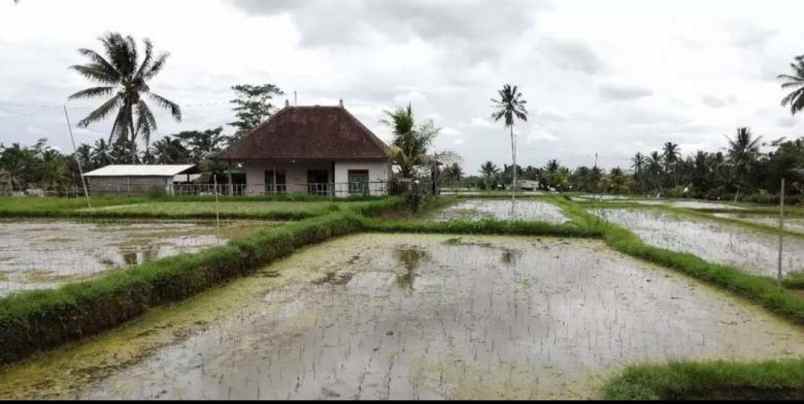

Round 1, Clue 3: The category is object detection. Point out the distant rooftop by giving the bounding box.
[83,164,196,177]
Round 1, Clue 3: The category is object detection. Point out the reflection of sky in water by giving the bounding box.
[593,208,804,278]
[0,220,261,296]
[433,199,568,224]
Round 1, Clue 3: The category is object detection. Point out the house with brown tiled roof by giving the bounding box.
[219,100,391,197]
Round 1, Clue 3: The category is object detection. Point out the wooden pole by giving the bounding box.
[63,105,91,208]
[213,174,221,232]
[778,177,785,283]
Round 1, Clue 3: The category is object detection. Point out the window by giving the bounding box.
[348,169,369,195]
[265,170,286,193]
[307,170,330,196]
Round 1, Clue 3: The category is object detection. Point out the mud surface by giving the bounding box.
[631,199,746,210]
[432,199,568,224]
[714,213,804,235]
[593,209,804,277]
[62,234,802,400]
[0,219,277,296]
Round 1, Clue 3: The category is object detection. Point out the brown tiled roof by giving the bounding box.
[220,105,389,161]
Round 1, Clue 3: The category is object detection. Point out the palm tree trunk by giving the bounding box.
[510,125,516,200]
[129,118,137,164]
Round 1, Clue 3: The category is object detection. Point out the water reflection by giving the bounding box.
[0,219,274,296]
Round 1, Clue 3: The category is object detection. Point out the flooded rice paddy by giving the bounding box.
[713,212,804,235]
[630,199,747,210]
[593,208,804,278]
[0,219,277,296]
[65,234,802,400]
[432,199,568,224]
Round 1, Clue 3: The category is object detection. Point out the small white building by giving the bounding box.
[83,164,196,195]
[219,102,391,197]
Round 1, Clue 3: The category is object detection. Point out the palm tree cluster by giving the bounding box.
[0,128,229,194]
[630,128,803,200]
[0,139,74,193]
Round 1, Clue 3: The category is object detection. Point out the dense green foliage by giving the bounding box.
[228,83,284,143]
[603,359,804,400]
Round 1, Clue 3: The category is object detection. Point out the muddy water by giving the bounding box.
[0,219,277,296]
[630,199,746,210]
[714,212,804,235]
[72,234,802,400]
[593,208,804,278]
[432,199,568,224]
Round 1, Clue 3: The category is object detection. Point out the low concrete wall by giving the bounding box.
[87,176,171,194]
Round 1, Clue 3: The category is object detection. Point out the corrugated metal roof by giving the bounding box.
[83,164,196,177]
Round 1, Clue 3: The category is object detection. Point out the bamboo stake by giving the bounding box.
[63,105,91,209]
[213,174,221,233]
[777,177,785,283]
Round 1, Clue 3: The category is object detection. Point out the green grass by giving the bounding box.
[362,216,601,238]
[783,271,804,289]
[603,359,804,400]
[0,196,401,221]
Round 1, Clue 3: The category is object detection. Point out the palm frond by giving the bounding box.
[135,101,158,148]
[68,86,115,100]
[69,64,119,84]
[76,94,123,128]
[76,48,120,81]
[134,38,153,79]
[148,92,182,121]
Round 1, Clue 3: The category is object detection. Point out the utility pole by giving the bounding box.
[63,105,91,209]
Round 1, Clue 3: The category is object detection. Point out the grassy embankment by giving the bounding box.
[603,359,804,400]
[0,194,396,221]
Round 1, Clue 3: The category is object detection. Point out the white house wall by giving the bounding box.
[243,160,389,197]
[334,160,390,197]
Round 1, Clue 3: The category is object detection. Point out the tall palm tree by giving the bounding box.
[69,33,181,163]
[491,84,528,196]
[726,127,762,195]
[631,152,645,192]
[662,142,681,186]
[778,54,804,115]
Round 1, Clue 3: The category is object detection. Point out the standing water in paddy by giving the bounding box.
[62,234,803,400]
[431,199,568,224]
[0,219,274,296]
[592,208,804,278]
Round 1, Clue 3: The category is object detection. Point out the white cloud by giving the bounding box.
[1,0,803,173]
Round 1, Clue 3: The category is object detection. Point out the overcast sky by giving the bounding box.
[1,0,803,173]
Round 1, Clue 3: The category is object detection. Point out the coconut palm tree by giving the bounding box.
[726,127,763,196]
[91,138,113,167]
[480,161,499,190]
[662,142,680,186]
[631,152,646,192]
[778,54,804,115]
[69,33,181,163]
[491,84,528,196]
[382,104,438,179]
